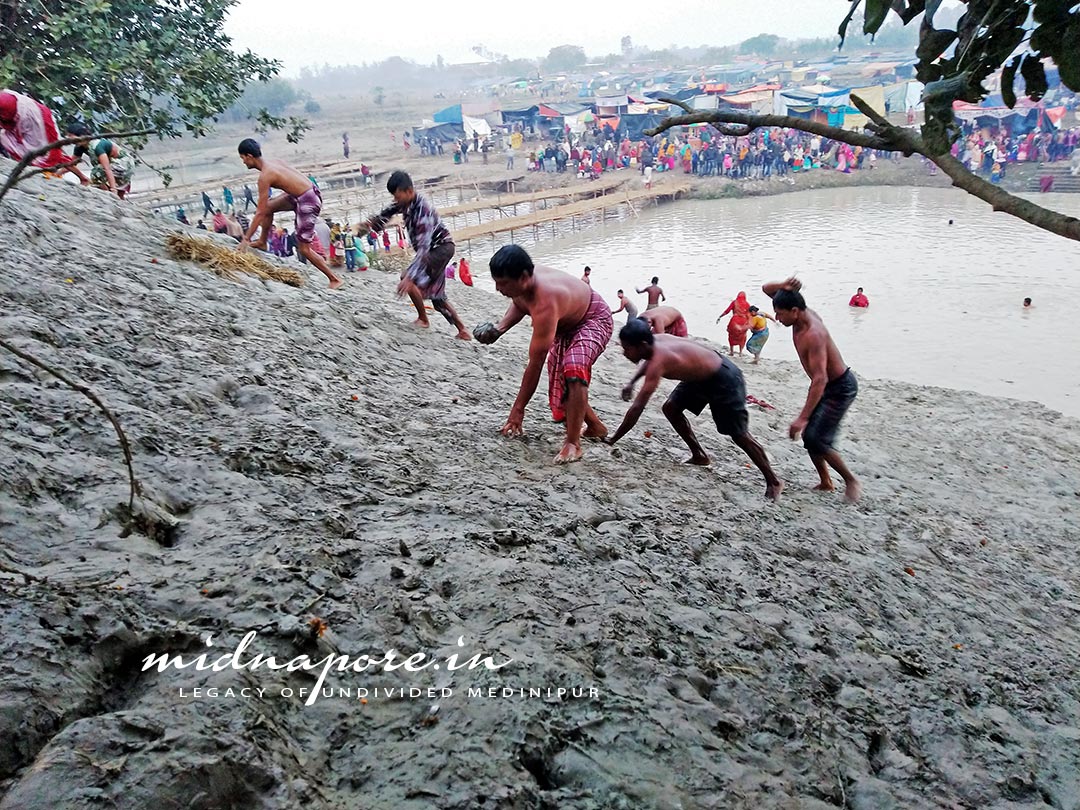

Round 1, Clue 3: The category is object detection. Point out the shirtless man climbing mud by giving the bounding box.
[237,138,343,289]
[606,318,783,500]
[474,245,613,464]
[763,276,861,502]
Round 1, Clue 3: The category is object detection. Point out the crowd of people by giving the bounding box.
[955,123,1080,184]
[405,117,898,184]
[517,126,884,183]
[402,113,1080,191]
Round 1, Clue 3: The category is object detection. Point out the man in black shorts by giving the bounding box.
[604,318,783,500]
[763,277,860,501]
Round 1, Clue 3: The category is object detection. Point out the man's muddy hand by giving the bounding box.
[500,411,524,437]
[788,416,807,441]
[474,322,501,344]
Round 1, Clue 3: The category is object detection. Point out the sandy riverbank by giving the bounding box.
[2,165,1080,809]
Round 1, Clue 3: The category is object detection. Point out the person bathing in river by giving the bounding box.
[611,289,639,321]
[604,318,783,500]
[474,245,612,464]
[636,276,665,310]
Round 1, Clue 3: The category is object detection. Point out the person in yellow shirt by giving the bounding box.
[745,305,775,364]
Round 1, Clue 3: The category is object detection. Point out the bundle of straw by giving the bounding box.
[369,249,413,275]
[165,232,305,288]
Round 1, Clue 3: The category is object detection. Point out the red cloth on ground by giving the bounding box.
[458,257,473,286]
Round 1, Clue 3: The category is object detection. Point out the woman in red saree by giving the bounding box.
[0,90,85,180]
[718,291,751,355]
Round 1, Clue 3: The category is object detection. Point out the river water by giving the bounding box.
[470,186,1080,418]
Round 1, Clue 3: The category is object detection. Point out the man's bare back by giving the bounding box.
[255,158,313,198]
[509,266,592,330]
[638,283,664,307]
[792,309,848,383]
[636,334,723,383]
[640,306,683,334]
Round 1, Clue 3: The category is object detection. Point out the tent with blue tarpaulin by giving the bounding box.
[432,104,463,124]
[412,121,464,143]
[622,112,673,140]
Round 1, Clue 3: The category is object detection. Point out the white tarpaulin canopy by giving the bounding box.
[463,115,491,138]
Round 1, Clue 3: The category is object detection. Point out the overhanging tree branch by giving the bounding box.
[649,96,893,150]
[0,129,156,204]
[644,93,1080,244]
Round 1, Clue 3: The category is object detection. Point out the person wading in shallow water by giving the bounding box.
[636,276,665,310]
[763,276,861,502]
[236,138,343,289]
[474,245,613,464]
[605,318,783,500]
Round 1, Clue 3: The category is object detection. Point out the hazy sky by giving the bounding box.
[224,0,855,76]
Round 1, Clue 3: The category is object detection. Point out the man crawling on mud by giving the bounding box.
[605,317,783,500]
[474,245,613,464]
[236,138,343,289]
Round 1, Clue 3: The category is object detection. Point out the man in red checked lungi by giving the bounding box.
[474,245,613,464]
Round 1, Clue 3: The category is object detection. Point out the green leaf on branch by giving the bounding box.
[1020,54,1048,101]
[1001,56,1021,108]
[838,0,863,46]
[1,0,290,140]
[863,0,893,37]
[916,26,957,63]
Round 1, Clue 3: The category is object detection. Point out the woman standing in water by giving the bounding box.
[718,291,751,356]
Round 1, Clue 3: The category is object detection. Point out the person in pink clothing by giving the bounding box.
[848,287,869,308]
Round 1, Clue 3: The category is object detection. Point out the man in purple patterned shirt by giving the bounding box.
[359,170,471,340]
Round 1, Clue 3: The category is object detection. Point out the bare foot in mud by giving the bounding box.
[844,479,862,503]
[554,442,583,464]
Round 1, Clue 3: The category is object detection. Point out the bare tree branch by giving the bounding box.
[12,160,80,184]
[0,129,156,203]
[647,107,893,150]
[643,94,1080,244]
[0,338,142,512]
[930,151,1080,240]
